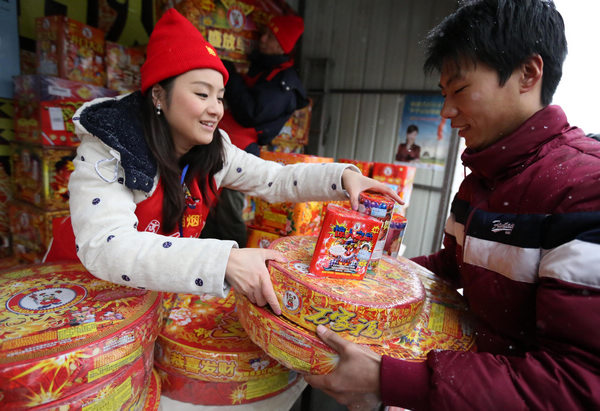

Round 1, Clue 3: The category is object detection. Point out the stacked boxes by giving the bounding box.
[9,75,117,262]
[105,41,145,93]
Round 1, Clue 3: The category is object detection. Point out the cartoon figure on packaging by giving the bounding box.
[356,243,371,262]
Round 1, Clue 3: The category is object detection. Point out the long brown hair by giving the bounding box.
[140,77,225,233]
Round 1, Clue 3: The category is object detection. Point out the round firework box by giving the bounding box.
[137,368,161,411]
[154,291,287,383]
[0,262,163,409]
[236,247,475,374]
[155,362,300,406]
[269,236,425,345]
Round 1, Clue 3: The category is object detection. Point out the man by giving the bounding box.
[201,14,308,246]
[305,1,600,409]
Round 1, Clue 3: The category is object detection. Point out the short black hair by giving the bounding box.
[407,124,419,134]
[423,0,567,106]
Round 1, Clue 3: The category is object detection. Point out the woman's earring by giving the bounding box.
[156,102,162,116]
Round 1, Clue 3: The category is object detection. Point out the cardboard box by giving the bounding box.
[106,41,145,93]
[310,205,382,280]
[0,262,162,409]
[357,192,395,270]
[8,200,69,262]
[371,162,416,205]
[11,143,76,210]
[270,101,312,146]
[246,225,281,249]
[36,16,106,86]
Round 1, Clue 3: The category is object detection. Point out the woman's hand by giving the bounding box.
[225,248,286,315]
[342,168,404,210]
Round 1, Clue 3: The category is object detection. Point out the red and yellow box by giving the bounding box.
[8,201,69,263]
[384,213,408,258]
[13,75,117,147]
[0,262,163,409]
[273,235,424,344]
[106,41,145,93]
[371,162,416,205]
[11,143,76,210]
[139,368,162,411]
[338,158,374,177]
[357,192,396,270]
[259,150,333,165]
[271,101,312,146]
[309,205,383,280]
[237,253,475,374]
[156,363,300,406]
[246,225,282,249]
[155,291,287,383]
[36,16,106,86]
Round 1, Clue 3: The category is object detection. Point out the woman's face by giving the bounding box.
[160,69,225,157]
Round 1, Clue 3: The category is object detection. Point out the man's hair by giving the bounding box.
[423,0,567,106]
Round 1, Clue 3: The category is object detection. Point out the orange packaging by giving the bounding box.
[156,363,300,406]
[271,101,312,145]
[371,162,416,205]
[36,16,106,86]
[310,204,382,280]
[246,225,282,248]
[155,291,287,383]
[236,253,475,374]
[259,150,333,165]
[11,143,76,210]
[8,201,69,263]
[384,213,408,258]
[357,192,396,270]
[271,236,425,344]
[338,158,374,176]
[0,262,163,409]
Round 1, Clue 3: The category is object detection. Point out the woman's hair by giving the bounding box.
[141,77,225,233]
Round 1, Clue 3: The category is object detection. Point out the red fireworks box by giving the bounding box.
[106,41,145,93]
[0,262,163,409]
[310,204,382,280]
[36,16,106,86]
[371,162,417,205]
[337,158,374,177]
[10,142,76,210]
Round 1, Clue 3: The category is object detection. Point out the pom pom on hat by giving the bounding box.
[268,14,304,55]
[141,8,229,94]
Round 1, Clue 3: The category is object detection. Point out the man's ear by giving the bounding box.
[520,54,544,94]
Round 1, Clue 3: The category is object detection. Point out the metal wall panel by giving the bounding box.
[300,0,458,258]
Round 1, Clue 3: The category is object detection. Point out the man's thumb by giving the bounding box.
[316,324,348,353]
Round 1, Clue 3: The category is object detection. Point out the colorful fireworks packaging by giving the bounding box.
[236,237,475,374]
[105,42,145,93]
[11,143,76,211]
[155,291,287,383]
[270,102,312,146]
[0,262,163,409]
[155,363,300,406]
[357,192,396,270]
[246,225,282,249]
[371,162,416,207]
[337,158,374,177]
[13,75,117,147]
[138,368,161,411]
[35,16,106,86]
[383,212,408,258]
[8,201,69,263]
[310,204,382,280]
[273,236,424,344]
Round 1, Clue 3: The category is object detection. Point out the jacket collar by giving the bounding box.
[461,105,573,184]
[76,92,157,193]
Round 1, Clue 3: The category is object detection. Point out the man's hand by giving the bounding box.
[225,248,286,315]
[304,325,382,410]
[341,168,403,210]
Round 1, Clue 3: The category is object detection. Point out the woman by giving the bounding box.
[49,9,400,314]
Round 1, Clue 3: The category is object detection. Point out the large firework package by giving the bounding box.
[236,235,476,374]
[0,263,164,410]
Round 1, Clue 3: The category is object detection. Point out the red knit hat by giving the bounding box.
[268,14,304,54]
[141,9,229,94]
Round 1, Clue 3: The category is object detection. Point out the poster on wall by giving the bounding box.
[394,94,451,171]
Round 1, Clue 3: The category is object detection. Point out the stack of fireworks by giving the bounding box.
[235,235,476,374]
[153,291,300,405]
[9,75,117,263]
[246,150,336,250]
[0,262,164,410]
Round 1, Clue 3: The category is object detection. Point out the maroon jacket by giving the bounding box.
[381,106,600,410]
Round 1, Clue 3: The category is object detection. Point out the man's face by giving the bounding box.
[258,28,284,55]
[439,60,523,151]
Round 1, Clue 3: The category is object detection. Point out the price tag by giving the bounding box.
[48,107,65,130]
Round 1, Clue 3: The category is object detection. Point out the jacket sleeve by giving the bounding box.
[68,134,236,297]
[214,131,356,203]
[381,215,600,410]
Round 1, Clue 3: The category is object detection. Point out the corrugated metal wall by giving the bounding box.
[299,0,459,258]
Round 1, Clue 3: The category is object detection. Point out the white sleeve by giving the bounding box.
[215,130,359,201]
[68,134,235,297]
